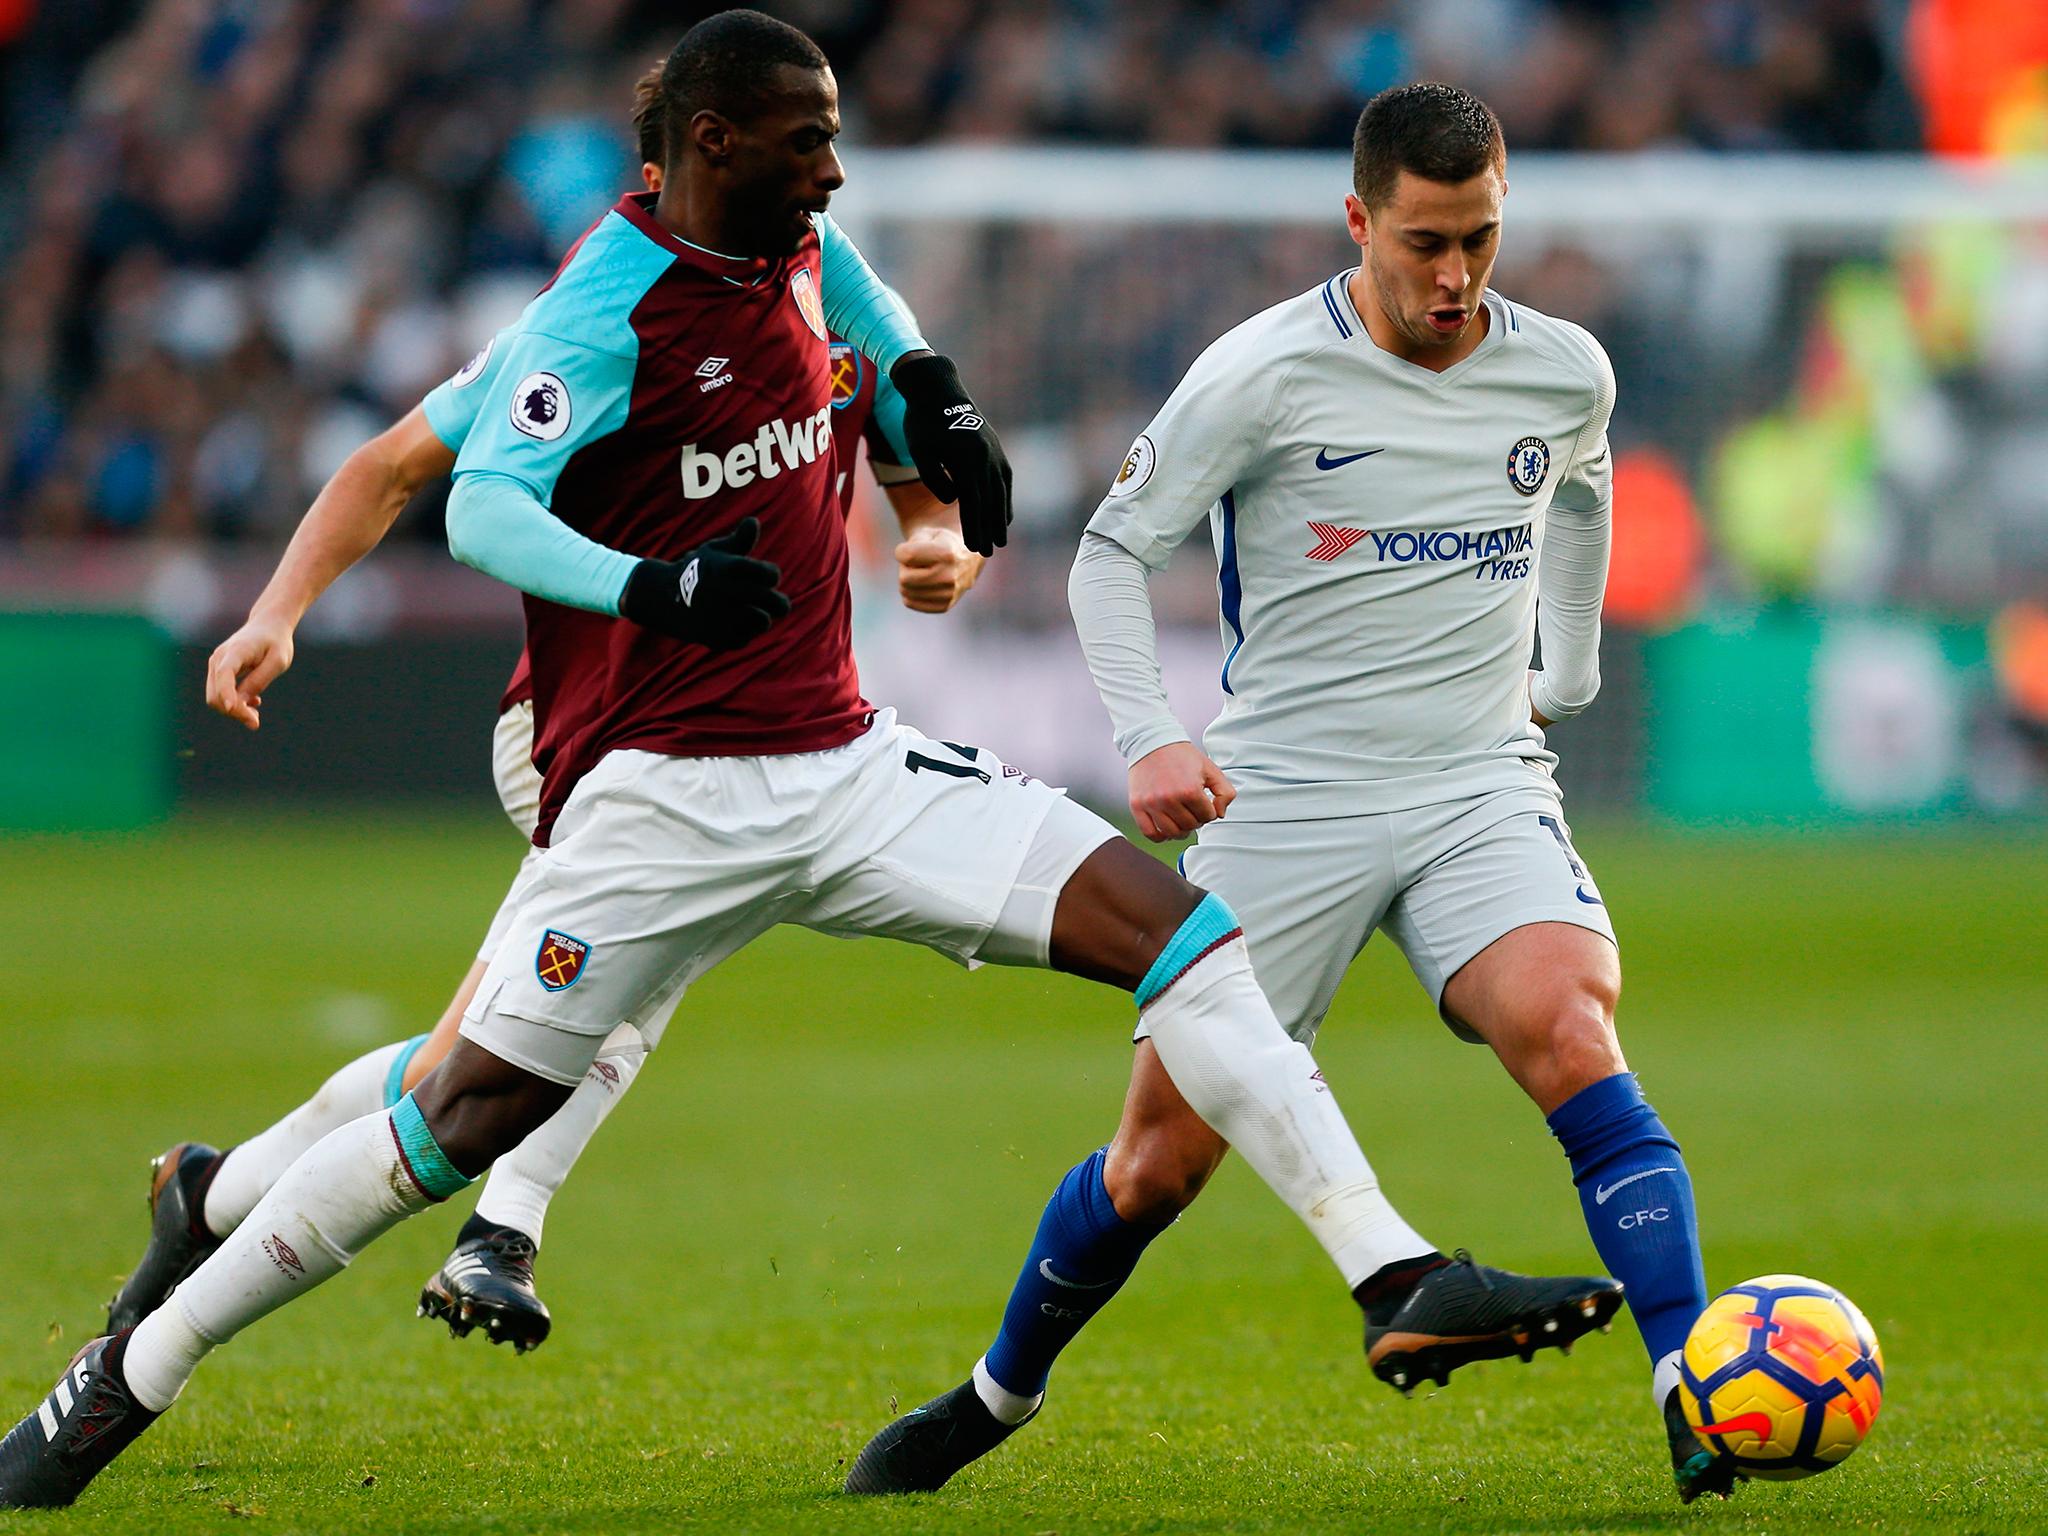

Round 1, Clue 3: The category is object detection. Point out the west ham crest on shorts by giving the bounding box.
[791,267,827,340]
[535,929,590,991]
[829,340,863,409]
[1507,436,1550,496]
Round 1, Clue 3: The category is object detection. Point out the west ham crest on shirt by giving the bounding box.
[829,341,863,409]
[791,267,826,340]
[1507,436,1551,496]
[535,929,590,991]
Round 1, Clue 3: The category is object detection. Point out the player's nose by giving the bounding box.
[814,144,845,194]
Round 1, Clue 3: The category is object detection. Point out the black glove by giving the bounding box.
[617,517,791,650]
[889,351,1013,558]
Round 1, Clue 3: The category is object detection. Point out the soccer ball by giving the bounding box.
[1679,1274,1884,1480]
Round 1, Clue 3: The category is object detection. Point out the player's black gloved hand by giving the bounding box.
[617,517,791,650]
[889,351,1013,558]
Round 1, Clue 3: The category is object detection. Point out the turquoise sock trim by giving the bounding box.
[389,1093,473,1202]
[1134,893,1242,1009]
[383,1034,431,1110]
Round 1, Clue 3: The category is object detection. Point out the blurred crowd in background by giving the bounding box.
[0,0,2044,662]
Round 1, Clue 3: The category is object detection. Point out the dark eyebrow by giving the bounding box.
[1402,221,1500,242]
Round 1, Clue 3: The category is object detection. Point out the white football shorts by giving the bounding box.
[475,699,662,1058]
[1174,771,1617,1048]
[462,709,1118,1084]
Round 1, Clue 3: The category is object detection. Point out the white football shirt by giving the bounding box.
[1084,272,1614,819]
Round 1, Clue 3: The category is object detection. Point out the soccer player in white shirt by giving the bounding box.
[852,84,1732,1505]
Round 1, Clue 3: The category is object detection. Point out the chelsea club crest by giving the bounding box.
[1506,436,1550,496]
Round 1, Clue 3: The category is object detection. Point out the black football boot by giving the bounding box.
[0,1332,162,1508]
[1665,1386,1743,1503]
[1365,1249,1624,1394]
[843,1379,1038,1494]
[106,1142,225,1334]
[417,1218,552,1353]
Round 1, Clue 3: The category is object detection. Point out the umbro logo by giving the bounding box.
[262,1232,307,1277]
[696,356,730,377]
[679,557,700,607]
[943,404,984,432]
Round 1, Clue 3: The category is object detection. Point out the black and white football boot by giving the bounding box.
[843,1379,1037,1494]
[0,1332,161,1508]
[417,1218,552,1353]
[1365,1249,1625,1394]
[1665,1386,1743,1503]
[106,1142,225,1334]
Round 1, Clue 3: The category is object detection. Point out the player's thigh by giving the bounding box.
[1380,788,1617,1042]
[492,700,541,839]
[1173,812,1395,1046]
[464,751,798,1086]
[796,721,1115,967]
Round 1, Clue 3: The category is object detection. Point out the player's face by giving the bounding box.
[726,65,845,256]
[1348,169,1504,357]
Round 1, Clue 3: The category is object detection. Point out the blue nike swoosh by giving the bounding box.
[1315,448,1385,471]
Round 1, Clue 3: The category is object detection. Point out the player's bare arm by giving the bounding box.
[207,406,455,730]
[886,482,982,613]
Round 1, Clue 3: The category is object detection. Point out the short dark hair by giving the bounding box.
[631,61,666,165]
[661,8,828,157]
[1351,83,1505,208]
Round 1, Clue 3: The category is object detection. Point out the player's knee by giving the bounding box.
[1104,1127,1224,1225]
[1531,980,1625,1105]
[1050,839,1205,990]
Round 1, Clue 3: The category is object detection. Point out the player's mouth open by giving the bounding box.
[1426,307,1467,334]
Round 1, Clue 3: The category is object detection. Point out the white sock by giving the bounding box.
[472,1050,643,1245]
[972,1355,1044,1425]
[1141,936,1432,1289]
[204,1036,424,1237]
[124,1107,456,1410]
[1653,1348,1684,1409]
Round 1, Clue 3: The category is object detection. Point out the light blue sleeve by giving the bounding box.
[815,213,928,373]
[444,330,643,615]
[421,329,515,451]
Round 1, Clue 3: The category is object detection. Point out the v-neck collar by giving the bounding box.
[613,192,784,286]
[1327,269,1510,389]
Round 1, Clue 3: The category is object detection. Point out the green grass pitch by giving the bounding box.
[1,812,2043,1534]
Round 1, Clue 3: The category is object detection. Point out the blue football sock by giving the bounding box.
[1547,1072,1707,1371]
[982,1148,1171,1399]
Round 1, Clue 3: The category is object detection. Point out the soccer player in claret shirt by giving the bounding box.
[852,84,1731,1504]
[101,63,980,1359]
[0,14,1582,1508]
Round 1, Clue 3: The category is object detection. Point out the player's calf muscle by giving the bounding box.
[408,1040,573,1175]
[1048,840,1204,989]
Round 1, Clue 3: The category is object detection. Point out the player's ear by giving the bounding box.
[689,109,736,166]
[1343,193,1372,252]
